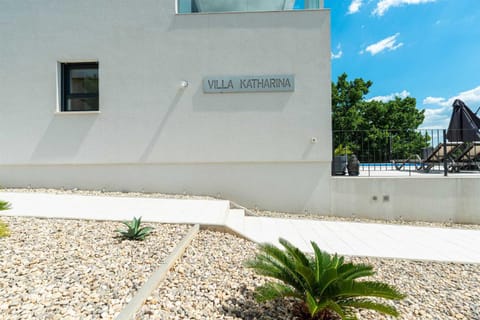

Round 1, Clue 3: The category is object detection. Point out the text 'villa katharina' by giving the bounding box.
[203,75,295,93]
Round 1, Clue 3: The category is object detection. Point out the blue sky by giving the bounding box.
[324,0,480,128]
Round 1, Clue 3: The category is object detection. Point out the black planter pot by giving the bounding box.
[347,154,360,176]
[333,155,347,175]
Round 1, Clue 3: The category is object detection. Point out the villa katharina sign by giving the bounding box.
[203,75,295,93]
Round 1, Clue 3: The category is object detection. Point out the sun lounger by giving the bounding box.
[393,142,466,172]
[450,141,480,171]
[392,155,423,171]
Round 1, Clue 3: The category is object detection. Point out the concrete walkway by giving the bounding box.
[1,191,480,264]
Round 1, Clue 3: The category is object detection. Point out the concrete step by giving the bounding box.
[224,208,245,234]
[0,192,230,226]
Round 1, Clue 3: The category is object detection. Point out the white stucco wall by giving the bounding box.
[331,177,480,224]
[0,1,332,213]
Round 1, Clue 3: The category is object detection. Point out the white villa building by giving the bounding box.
[2,0,479,224]
[0,1,333,213]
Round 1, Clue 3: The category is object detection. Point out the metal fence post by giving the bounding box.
[443,129,448,176]
[332,131,336,176]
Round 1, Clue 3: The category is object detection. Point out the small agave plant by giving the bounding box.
[116,216,153,241]
[0,200,11,238]
[246,238,405,320]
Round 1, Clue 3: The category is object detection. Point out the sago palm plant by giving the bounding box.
[245,238,405,320]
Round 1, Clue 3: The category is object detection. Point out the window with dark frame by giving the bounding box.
[61,62,99,112]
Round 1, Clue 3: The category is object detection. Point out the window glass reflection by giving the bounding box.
[178,0,320,13]
[70,69,98,94]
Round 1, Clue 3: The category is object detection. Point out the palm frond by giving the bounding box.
[247,238,405,320]
[279,238,310,267]
[324,300,347,319]
[338,263,375,280]
[336,281,406,300]
[341,299,400,317]
[294,263,317,293]
[254,282,302,302]
[312,241,333,265]
[305,291,320,316]
[316,268,340,298]
[247,243,306,292]
[331,254,344,269]
[311,241,330,281]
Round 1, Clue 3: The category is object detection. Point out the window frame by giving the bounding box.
[60,62,99,112]
[176,0,321,14]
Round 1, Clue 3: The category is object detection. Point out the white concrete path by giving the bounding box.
[1,191,480,264]
[236,217,480,264]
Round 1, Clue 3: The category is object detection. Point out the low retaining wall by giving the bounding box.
[331,176,480,224]
[0,162,331,214]
[2,164,479,224]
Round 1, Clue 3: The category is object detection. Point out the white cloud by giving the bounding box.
[419,104,451,129]
[373,0,437,16]
[367,90,410,102]
[420,85,480,128]
[455,86,480,107]
[424,106,449,117]
[348,0,363,14]
[364,33,403,56]
[424,86,480,108]
[419,109,450,129]
[331,44,343,60]
[423,97,446,105]
[331,50,343,59]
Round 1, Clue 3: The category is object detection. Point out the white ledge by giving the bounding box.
[54,111,101,115]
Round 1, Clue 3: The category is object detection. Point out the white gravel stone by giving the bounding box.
[2,188,479,319]
[138,230,480,320]
[0,216,190,320]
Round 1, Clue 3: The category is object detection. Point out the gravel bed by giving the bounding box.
[138,230,480,320]
[0,216,191,320]
[2,189,479,319]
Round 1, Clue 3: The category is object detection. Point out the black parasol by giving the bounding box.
[446,99,480,142]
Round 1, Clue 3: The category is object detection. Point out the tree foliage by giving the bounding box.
[332,73,429,162]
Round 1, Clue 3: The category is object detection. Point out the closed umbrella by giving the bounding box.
[446,99,480,142]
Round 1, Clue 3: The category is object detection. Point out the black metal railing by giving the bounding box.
[332,129,480,176]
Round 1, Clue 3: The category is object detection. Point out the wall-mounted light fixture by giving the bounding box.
[180,80,189,88]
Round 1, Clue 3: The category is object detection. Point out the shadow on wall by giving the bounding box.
[31,115,98,162]
[139,90,185,162]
